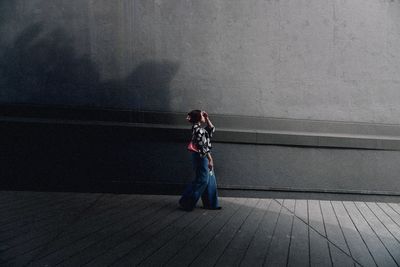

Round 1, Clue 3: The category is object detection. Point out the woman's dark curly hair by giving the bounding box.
[187,110,202,123]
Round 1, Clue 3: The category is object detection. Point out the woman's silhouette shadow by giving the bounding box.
[0,23,179,111]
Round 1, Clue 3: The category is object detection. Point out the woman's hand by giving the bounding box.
[208,160,214,171]
[207,154,214,171]
[202,111,214,128]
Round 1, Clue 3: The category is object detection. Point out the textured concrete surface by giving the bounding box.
[214,143,400,194]
[1,0,400,123]
[2,1,400,195]
[2,118,400,195]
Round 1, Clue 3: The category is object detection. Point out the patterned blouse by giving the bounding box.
[192,123,215,157]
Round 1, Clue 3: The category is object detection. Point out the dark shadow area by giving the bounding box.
[0,23,179,109]
[0,23,183,192]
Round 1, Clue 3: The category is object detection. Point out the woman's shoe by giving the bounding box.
[179,205,194,212]
[203,206,222,210]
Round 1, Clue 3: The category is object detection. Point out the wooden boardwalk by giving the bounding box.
[1,191,400,266]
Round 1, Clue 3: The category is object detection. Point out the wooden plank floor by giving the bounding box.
[1,191,400,266]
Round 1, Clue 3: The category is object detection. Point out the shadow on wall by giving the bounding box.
[0,23,179,110]
[0,23,186,192]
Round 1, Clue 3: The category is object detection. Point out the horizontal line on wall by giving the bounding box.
[217,184,400,197]
[1,116,400,151]
[104,180,400,197]
[2,104,400,150]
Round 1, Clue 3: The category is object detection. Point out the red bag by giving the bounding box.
[187,141,199,153]
[188,128,199,153]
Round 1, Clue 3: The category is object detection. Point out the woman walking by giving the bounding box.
[179,110,221,211]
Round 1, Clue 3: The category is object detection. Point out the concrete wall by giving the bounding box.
[2,1,400,195]
[2,0,400,123]
[3,116,400,195]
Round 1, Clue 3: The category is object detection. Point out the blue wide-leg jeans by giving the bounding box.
[179,153,219,211]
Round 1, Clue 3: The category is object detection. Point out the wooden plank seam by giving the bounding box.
[275,199,363,267]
